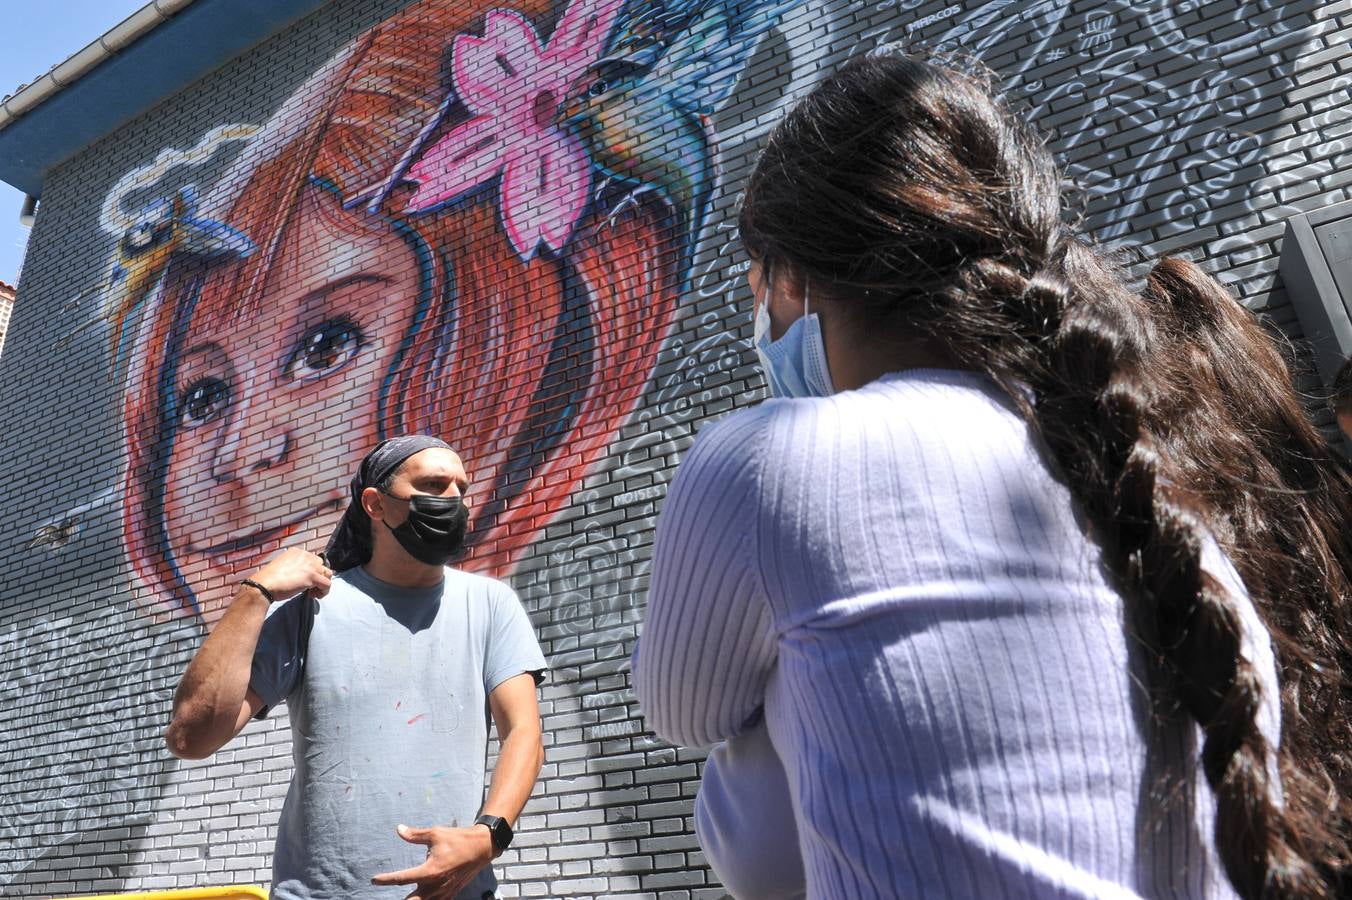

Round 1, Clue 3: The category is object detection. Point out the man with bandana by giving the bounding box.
[165,436,547,900]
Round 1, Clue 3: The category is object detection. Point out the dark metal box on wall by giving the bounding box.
[1281,198,1352,387]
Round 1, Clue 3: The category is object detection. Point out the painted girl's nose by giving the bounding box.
[211,382,293,483]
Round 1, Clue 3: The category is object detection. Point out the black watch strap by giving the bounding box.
[474,814,513,854]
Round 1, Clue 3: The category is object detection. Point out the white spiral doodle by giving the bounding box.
[0,611,196,885]
[98,123,260,238]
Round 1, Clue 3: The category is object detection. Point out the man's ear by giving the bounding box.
[361,486,384,521]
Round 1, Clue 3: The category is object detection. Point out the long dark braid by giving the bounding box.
[1142,257,1352,888]
[738,52,1342,898]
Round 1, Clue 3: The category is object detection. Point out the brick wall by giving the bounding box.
[0,0,1346,897]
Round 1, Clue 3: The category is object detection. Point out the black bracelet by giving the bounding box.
[240,578,276,604]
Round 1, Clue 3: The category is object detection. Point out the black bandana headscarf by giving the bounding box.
[325,435,453,571]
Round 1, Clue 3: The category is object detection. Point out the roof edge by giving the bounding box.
[0,0,200,136]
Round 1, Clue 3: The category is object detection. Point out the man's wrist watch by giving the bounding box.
[474,814,513,856]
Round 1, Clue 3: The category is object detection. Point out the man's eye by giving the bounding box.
[179,377,231,426]
[285,317,365,382]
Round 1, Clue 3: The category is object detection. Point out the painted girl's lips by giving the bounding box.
[188,497,345,555]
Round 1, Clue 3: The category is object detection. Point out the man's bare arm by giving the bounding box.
[164,548,331,760]
[481,671,546,826]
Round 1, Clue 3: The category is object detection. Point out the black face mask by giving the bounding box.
[381,493,470,566]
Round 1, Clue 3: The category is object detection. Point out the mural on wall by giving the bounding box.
[24,0,1316,624]
[95,0,795,624]
[3,0,1333,892]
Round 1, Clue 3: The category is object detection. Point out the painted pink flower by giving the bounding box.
[405,0,623,258]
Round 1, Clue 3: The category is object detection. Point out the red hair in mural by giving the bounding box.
[120,0,683,621]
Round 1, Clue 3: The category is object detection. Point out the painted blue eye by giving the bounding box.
[180,377,230,426]
[127,225,157,249]
[120,220,173,256]
[588,79,609,97]
[284,317,364,382]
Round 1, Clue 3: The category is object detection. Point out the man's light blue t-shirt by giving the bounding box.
[250,565,547,900]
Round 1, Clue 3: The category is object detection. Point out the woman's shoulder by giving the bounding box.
[749,368,1025,447]
[857,367,1016,413]
[677,369,1028,489]
[671,404,774,497]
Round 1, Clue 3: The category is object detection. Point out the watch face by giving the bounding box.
[478,814,512,851]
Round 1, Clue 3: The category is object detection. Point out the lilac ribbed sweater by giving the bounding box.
[633,368,1280,899]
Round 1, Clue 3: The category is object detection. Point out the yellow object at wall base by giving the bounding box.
[54,888,267,900]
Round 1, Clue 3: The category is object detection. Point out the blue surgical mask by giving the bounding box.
[753,282,836,398]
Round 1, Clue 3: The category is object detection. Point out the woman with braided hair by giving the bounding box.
[633,51,1349,898]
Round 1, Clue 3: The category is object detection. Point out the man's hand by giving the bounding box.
[248,547,333,602]
[371,823,494,899]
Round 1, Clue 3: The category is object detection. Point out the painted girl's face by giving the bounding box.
[163,185,422,622]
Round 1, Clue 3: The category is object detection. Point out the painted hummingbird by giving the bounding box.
[560,0,795,260]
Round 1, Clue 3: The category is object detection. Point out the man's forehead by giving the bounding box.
[397,447,465,477]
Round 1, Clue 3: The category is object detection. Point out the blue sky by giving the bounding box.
[0,2,147,286]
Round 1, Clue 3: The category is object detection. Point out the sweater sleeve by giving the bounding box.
[632,408,777,748]
[696,715,807,900]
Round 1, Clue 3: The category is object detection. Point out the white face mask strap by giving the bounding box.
[803,281,810,317]
[757,262,771,311]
